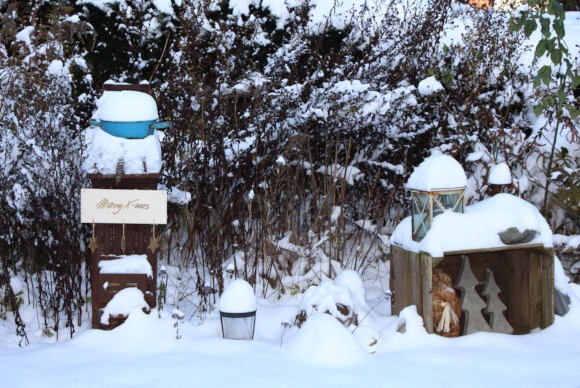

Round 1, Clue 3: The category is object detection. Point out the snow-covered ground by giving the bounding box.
[1,265,580,388]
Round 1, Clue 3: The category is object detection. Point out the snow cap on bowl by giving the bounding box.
[219,279,257,313]
[407,154,467,191]
[98,90,159,122]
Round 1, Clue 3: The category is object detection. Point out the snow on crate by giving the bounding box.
[82,126,162,175]
[98,255,153,277]
[392,193,553,258]
[100,288,149,325]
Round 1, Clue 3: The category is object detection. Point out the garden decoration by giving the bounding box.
[482,271,513,334]
[81,83,168,329]
[456,256,492,335]
[219,279,257,340]
[390,154,554,336]
[406,154,467,242]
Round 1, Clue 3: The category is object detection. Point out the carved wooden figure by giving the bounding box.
[455,255,492,335]
[483,271,514,334]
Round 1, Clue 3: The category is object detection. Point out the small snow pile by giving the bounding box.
[392,193,553,257]
[406,154,467,191]
[167,187,192,205]
[417,76,444,96]
[219,279,256,313]
[83,126,162,174]
[96,91,159,122]
[334,269,370,311]
[488,162,512,185]
[15,26,34,46]
[297,271,370,327]
[289,313,369,367]
[99,255,153,277]
[316,164,364,185]
[100,288,149,325]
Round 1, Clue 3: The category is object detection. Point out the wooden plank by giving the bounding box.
[421,254,433,334]
[528,251,542,330]
[410,251,421,314]
[444,244,545,256]
[390,246,395,314]
[103,84,151,94]
[541,250,555,329]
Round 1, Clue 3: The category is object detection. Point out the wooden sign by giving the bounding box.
[81,188,167,224]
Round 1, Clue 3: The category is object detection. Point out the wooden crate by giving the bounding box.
[390,244,554,335]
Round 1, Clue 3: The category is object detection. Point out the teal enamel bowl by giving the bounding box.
[90,120,171,139]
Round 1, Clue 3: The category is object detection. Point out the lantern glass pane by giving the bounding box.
[412,193,429,241]
[220,313,256,340]
[434,193,464,215]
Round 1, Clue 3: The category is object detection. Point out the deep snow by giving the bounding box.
[1,281,580,387]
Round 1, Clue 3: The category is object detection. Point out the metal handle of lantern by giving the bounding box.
[149,122,172,130]
[89,120,102,127]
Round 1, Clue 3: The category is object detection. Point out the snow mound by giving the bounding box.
[219,279,257,313]
[99,255,153,277]
[82,126,162,174]
[392,193,553,257]
[418,76,444,96]
[334,269,369,310]
[100,288,149,325]
[488,162,512,185]
[97,91,159,122]
[406,154,467,191]
[300,281,356,322]
[289,313,368,367]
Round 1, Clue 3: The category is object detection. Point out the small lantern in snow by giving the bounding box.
[407,155,467,242]
[219,279,257,340]
[488,162,512,196]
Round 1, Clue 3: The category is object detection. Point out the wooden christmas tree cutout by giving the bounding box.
[455,255,492,335]
[482,271,514,334]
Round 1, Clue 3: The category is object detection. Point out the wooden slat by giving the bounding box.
[541,250,555,329]
[103,84,151,94]
[421,254,433,334]
[410,251,419,314]
[528,251,542,330]
[444,243,545,256]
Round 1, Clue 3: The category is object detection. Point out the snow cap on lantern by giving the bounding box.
[219,279,257,340]
[407,154,467,242]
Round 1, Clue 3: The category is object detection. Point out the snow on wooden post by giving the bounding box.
[488,162,512,196]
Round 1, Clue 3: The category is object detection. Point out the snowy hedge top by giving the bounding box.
[96,91,159,122]
[406,154,467,191]
[219,279,257,313]
[391,194,553,257]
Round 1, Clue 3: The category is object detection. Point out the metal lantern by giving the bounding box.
[219,311,257,340]
[219,279,257,340]
[407,155,468,242]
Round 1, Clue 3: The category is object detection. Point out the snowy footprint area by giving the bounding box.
[2,293,580,388]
